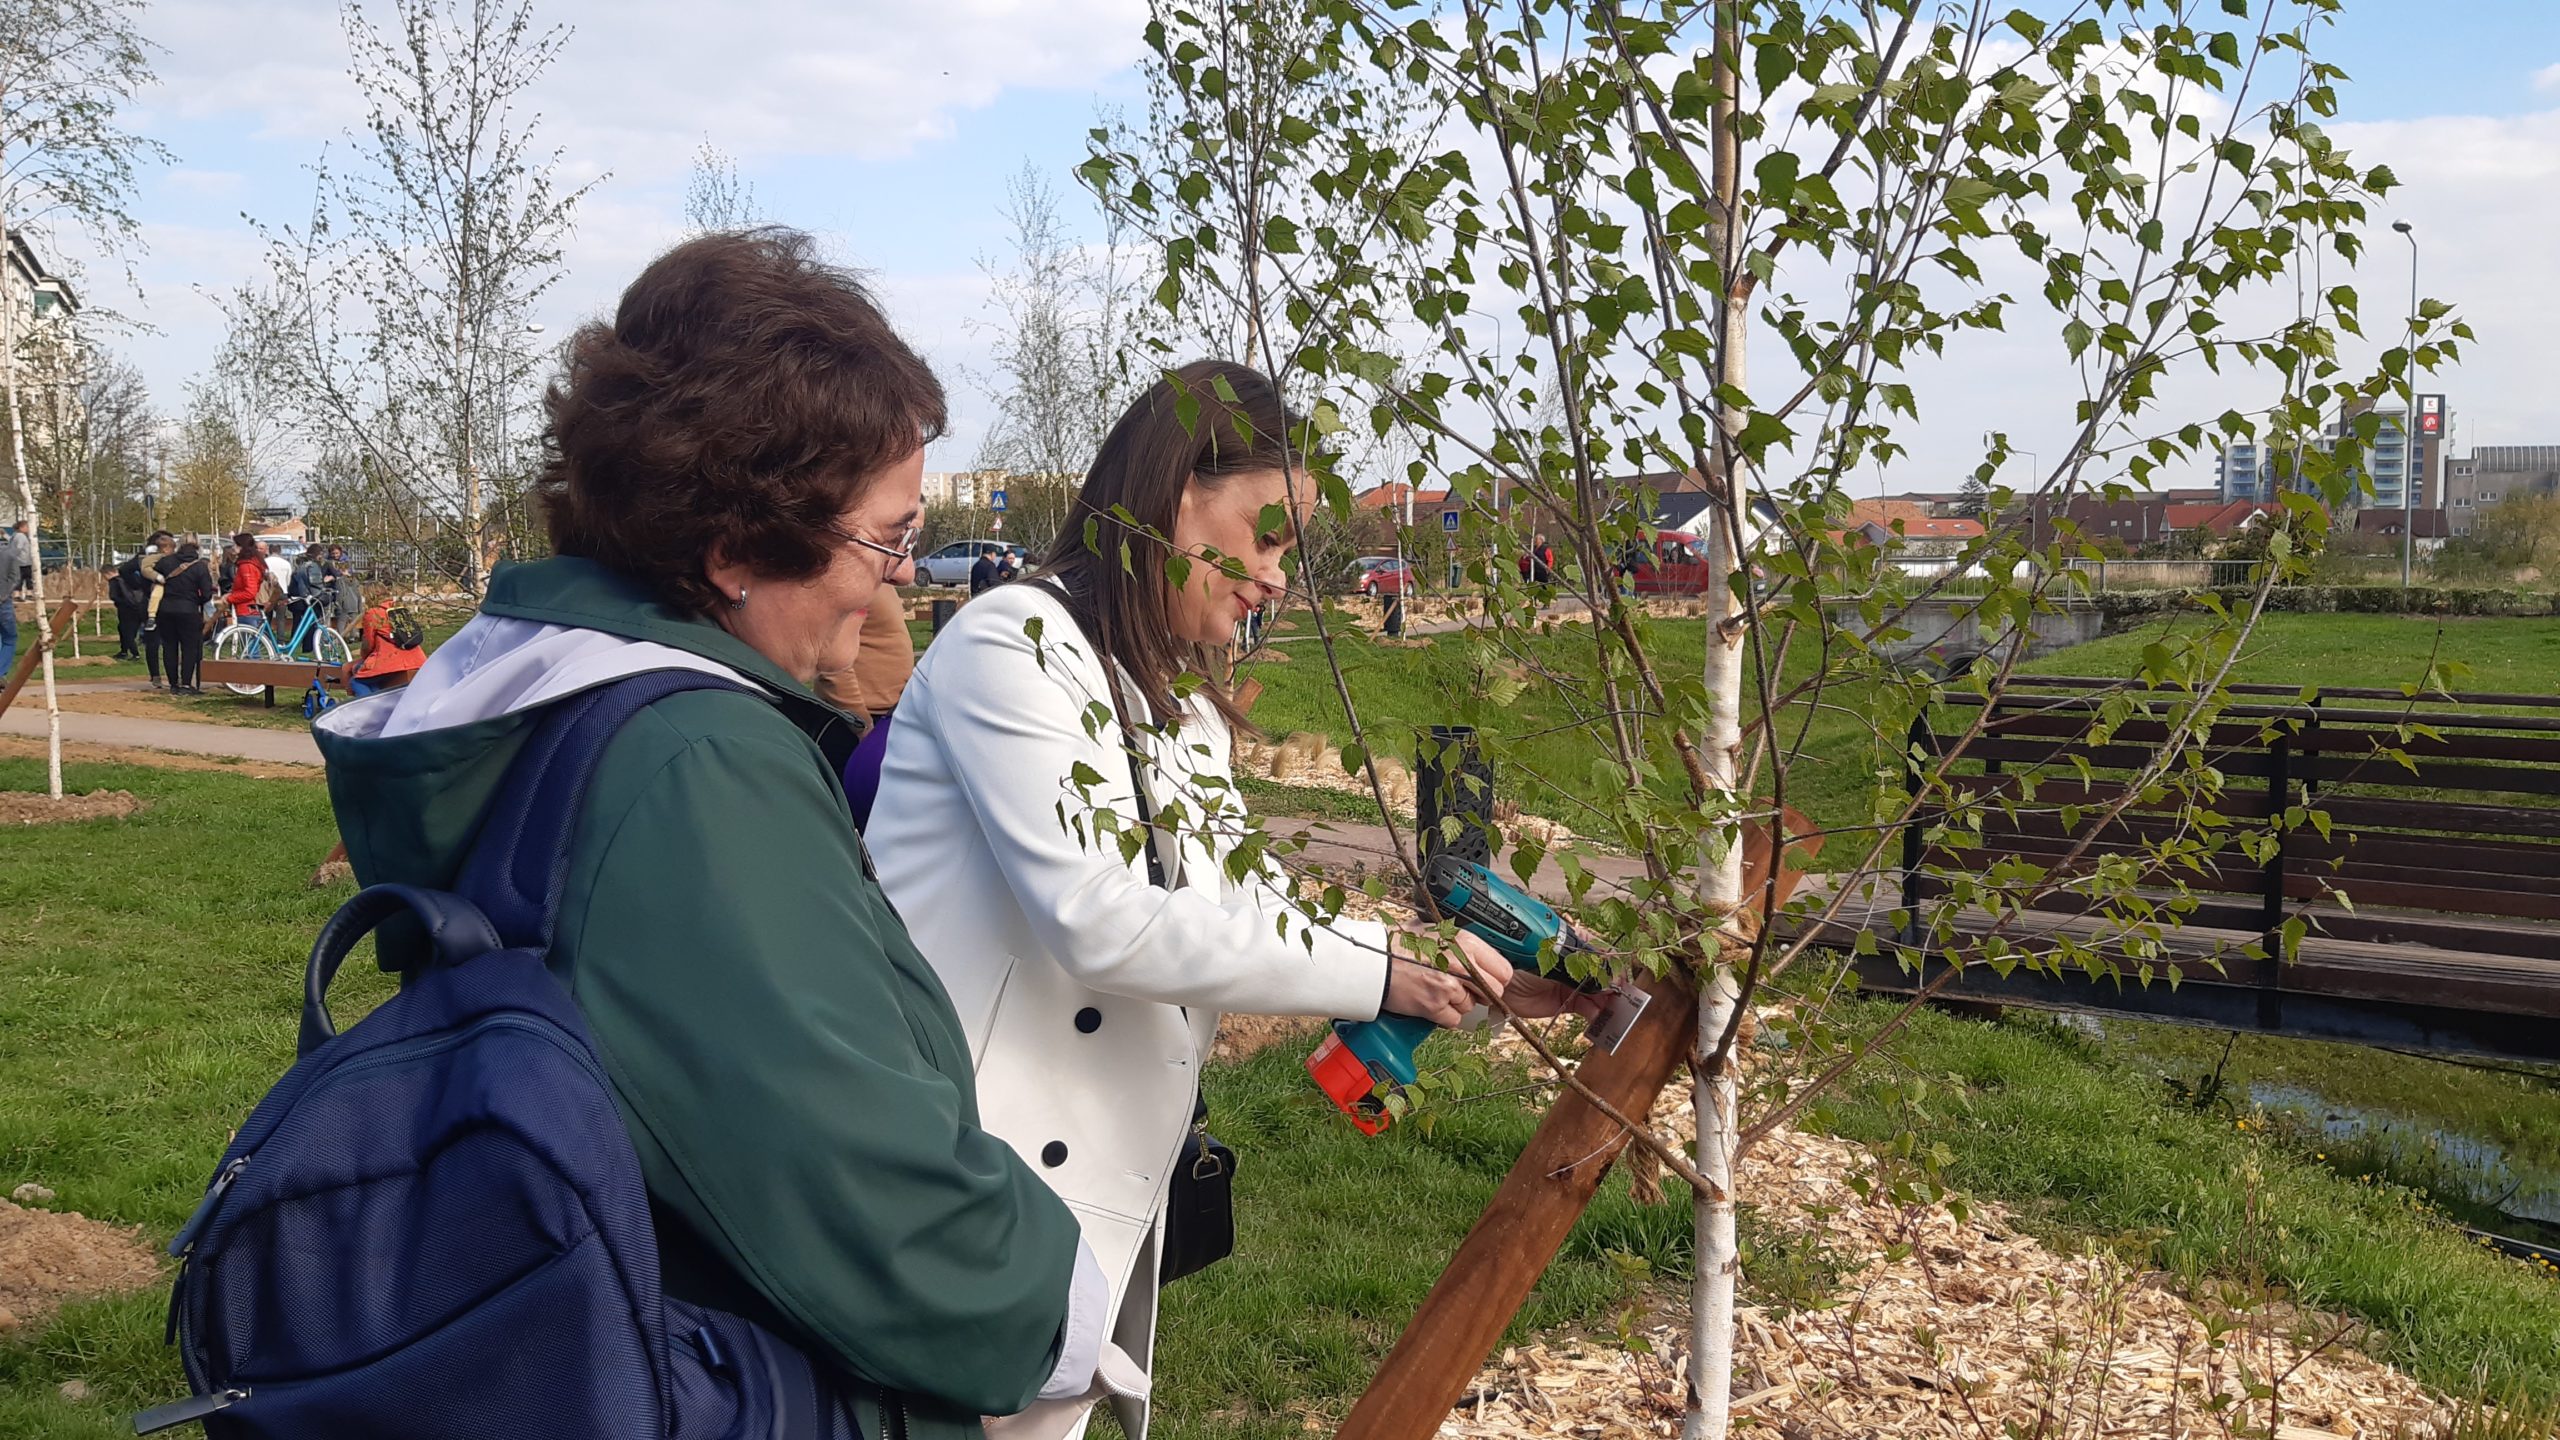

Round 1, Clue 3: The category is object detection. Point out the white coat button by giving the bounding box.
[1074,1007,1102,1033]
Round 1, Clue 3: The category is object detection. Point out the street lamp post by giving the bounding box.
[2392,220,2418,588]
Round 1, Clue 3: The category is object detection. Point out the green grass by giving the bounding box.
[1223,607,2560,870]
[2092,1021,2560,1245]
[2039,610,2560,696]
[1812,1002,2560,1400]
[0,757,370,1439]
[1237,609,1893,845]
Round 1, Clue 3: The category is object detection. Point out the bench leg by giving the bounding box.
[263,686,275,708]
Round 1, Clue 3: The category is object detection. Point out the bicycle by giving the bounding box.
[210,600,352,697]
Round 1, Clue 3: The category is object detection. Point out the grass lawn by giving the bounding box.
[0,758,366,1440]
[2030,609,2560,696]
[1237,608,1895,845]
[1815,1001,2560,1400]
[2085,1020,2560,1240]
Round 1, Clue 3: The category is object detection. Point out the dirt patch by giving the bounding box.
[1213,1014,1325,1063]
[0,789,142,826]
[54,690,301,729]
[0,1197,163,1335]
[0,734,320,780]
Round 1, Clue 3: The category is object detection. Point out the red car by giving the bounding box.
[1352,555,1412,597]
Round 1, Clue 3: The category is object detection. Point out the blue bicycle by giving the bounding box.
[210,602,351,697]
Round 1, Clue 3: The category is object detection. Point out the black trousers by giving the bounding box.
[115,604,145,660]
[159,612,204,689]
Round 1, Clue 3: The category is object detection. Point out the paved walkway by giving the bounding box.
[1270,816,1650,904]
[0,705,322,765]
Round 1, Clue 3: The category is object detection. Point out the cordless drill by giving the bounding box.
[1305,853,1639,1134]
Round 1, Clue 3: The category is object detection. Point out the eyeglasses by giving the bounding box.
[839,521,921,565]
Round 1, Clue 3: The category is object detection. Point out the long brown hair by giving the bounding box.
[1045,360,1308,732]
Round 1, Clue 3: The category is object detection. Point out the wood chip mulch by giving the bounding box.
[1436,1118,2453,1439]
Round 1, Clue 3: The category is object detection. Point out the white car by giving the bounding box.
[914,539,1020,587]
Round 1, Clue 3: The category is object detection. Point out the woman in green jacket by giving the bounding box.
[314,229,1109,1437]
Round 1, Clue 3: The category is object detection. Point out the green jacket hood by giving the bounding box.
[314,555,851,894]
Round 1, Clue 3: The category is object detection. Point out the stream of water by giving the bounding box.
[2248,1080,2560,1235]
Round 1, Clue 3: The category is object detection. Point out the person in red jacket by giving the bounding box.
[225,534,266,621]
[346,600,427,696]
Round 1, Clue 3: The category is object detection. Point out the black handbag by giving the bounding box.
[1159,1094,1236,1285]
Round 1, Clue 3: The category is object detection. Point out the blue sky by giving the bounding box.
[65,0,2560,487]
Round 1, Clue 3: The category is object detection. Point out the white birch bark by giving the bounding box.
[1,196,64,798]
[1685,9,1748,1435]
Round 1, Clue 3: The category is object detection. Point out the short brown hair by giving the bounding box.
[539,228,946,615]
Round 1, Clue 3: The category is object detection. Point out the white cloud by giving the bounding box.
[137,0,1148,180]
[2534,62,2560,95]
[81,0,1144,470]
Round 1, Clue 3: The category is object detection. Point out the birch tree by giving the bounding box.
[1087,1,2457,1435]
[0,0,168,798]
[682,141,758,234]
[972,164,1148,546]
[246,0,593,597]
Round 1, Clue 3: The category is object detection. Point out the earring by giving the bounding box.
[731,586,749,609]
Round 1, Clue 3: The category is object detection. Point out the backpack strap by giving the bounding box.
[455,670,759,951]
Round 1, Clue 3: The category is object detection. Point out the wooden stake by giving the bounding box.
[1337,814,1817,1440]
[0,600,80,720]
[1336,969,1699,1440]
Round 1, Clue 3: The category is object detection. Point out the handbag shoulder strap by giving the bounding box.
[1035,579,1175,891]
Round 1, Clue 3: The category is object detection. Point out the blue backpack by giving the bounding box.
[143,672,865,1439]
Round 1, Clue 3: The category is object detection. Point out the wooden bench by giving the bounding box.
[199,657,355,707]
[1834,678,2560,1064]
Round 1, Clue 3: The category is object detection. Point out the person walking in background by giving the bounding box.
[9,520,32,598]
[155,541,213,694]
[820,591,918,830]
[224,534,265,622]
[0,581,15,679]
[107,558,145,661]
[327,559,363,634]
[128,532,174,685]
[290,548,325,634]
[970,544,1001,595]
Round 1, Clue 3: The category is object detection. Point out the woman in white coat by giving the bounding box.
[868,361,1593,1437]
